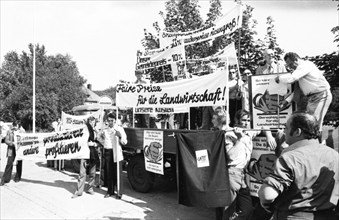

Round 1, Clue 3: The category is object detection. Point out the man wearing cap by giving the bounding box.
[256,49,286,75]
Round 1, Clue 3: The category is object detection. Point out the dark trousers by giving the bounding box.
[1,145,22,183]
[229,99,242,127]
[251,197,272,220]
[104,149,123,195]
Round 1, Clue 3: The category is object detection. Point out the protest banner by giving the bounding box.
[15,126,90,161]
[136,40,185,71]
[185,43,237,75]
[159,4,242,47]
[61,109,103,130]
[250,73,293,129]
[116,70,228,108]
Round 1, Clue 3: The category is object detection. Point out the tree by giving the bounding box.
[264,16,284,61]
[0,44,86,131]
[331,0,339,49]
[305,52,339,124]
[229,4,265,74]
[205,0,222,27]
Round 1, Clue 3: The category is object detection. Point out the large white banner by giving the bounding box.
[116,70,228,108]
[15,126,90,161]
[159,4,242,47]
[61,109,103,130]
[136,40,185,70]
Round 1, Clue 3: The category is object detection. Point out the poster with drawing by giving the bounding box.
[246,136,277,197]
[143,130,164,175]
[250,73,293,129]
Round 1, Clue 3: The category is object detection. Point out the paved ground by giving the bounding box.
[0,143,214,220]
[1,126,337,220]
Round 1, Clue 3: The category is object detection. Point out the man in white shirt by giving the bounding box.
[275,52,332,134]
[256,49,286,75]
[98,112,127,199]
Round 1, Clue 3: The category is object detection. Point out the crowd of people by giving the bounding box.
[0,50,338,219]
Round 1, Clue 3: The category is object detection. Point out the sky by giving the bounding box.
[0,0,338,91]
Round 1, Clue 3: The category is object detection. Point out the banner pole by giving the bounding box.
[116,138,120,198]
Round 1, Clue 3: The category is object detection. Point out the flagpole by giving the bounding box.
[33,12,36,133]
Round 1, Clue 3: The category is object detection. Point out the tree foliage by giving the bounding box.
[138,0,338,124]
[141,1,286,76]
[264,16,284,60]
[0,44,86,131]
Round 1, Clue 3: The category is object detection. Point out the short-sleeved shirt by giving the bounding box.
[263,139,339,212]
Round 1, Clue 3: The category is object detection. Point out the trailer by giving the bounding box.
[123,127,208,192]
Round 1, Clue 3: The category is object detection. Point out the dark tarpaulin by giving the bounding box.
[176,130,232,208]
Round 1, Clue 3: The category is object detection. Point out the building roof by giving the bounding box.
[82,86,101,103]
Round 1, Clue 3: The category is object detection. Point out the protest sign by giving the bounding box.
[15,126,90,160]
[116,70,228,108]
[247,136,277,197]
[61,109,103,130]
[144,130,164,175]
[136,40,185,70]
[250,73,293,129]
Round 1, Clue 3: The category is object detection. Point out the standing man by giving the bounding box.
[98,112,127,199]
[240,69,252,112]
[72,116,99,198]
[256,49,286,75]
[54,118,64,171]
[258,112,338,219]
[228,67,242,127]
[275,52,332,134]
[134,70,150,128]
[1,120,24,185]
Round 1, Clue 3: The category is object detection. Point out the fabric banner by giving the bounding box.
[186,43,237,75]
[14,126,90,161]
[176,130,232,207]
[159,4,242,47]
[116,70,228,108]
[61,109,103,130]
[136,40,185,70]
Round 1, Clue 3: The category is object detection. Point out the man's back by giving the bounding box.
[272,139,338,212]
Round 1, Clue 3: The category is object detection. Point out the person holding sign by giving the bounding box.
[275,52,332,137]
[98,113,127,199]
[1,121,24,186]
[72,116,99,198]
[212,109,276,220]
[258,112,338,219]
